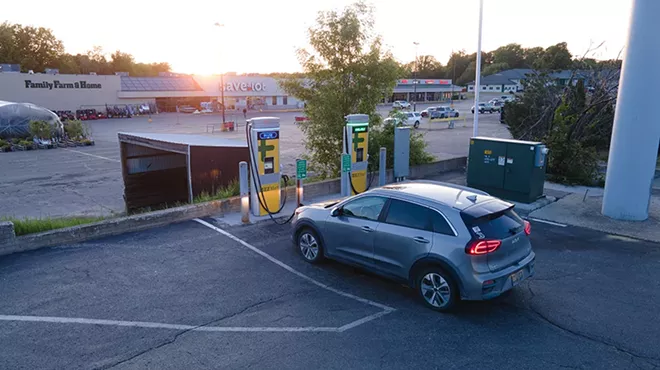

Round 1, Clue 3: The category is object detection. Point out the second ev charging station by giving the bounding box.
[344,114,370,195]
[246,117,282,216]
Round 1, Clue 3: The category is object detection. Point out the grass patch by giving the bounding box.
[3,216,106,236]
[194,179,240,203]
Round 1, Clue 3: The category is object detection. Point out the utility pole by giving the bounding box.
[602,0,660,220]
[413,42,419,111]
[473,0,484,137]
[214,22,226,124]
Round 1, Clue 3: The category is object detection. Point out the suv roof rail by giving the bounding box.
[409,180,490,196]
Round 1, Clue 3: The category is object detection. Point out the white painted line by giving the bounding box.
[0,220,396,334]
[0,315,338,333]
[530,218,567,227]
[194,218,395,312]
[337,308,395,332]
[63,148,120,163]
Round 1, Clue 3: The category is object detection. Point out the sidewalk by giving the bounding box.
[529,190,660,243]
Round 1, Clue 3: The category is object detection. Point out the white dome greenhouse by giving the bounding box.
[0,100,63,139]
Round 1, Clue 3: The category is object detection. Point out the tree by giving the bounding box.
[281,2,414,177]
[535,42,573,70]
[110,50,135,74]
[0,22,64,72]
[492,43,525,69]
[407,55,445,79]
[523,47,545,68]
[482,62,511,76]
[0,22,172,76]
[503,68,616,185]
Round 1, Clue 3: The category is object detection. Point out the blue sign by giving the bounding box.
[258,131,279,140]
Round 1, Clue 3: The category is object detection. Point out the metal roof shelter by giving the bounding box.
[118,132,248,211]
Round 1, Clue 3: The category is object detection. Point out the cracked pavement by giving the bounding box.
[0,218,659,369]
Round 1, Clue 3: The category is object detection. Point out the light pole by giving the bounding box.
[214,22,226,124]
[413,42,419,111]
[473,0,484,137]
[450,49,456,108]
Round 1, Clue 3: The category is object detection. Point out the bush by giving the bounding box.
[29,120,53,139]
[18,139,33,147]
[369,111,435,170]
[64,120,87,139]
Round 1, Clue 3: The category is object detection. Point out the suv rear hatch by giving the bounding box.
[461,200,532,272]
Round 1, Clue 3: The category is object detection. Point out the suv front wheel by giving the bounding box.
[297,228,324,264]
[416,267,458,312]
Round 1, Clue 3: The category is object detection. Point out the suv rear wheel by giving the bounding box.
[416,267,458,312]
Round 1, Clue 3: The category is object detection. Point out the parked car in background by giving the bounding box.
[384,111,422,128]
[430,106,459,119]
[404,112,422,128]
[489,101,504,112]
[471,103,496,114]
[179,105,197,113]
[420,107,437,118]
[291,181,536,312]
[393,100,411,109]
[500,95,515,102]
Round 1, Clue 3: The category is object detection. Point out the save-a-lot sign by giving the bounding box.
[24,80,102,90]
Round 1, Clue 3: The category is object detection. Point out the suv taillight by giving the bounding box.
[524,220,531,236]
[466,239,501,255]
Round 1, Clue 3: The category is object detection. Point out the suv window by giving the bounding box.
[341,196,387,221]
[431,211,455,236]
[384,199,431,231]
[462,209,524,239]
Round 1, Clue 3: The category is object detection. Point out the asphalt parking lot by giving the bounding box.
[0,102,509,219]
[1,218,659,369]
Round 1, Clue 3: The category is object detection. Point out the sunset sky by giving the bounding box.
[3,0,632,75]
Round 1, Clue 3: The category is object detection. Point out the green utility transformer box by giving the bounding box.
[467,137,549,203]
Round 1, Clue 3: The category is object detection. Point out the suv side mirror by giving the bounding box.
[331,207,342,217]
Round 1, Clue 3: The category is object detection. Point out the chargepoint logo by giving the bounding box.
[222,81,267,92]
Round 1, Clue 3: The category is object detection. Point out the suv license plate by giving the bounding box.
[511,270,524,286]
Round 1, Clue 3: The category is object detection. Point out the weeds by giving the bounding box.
[3,216,106,236]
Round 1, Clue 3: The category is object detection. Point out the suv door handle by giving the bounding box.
[361,226,374,232]
[413,236,430,243]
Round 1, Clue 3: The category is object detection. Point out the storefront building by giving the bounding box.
[389,79,465,103]
[0,73,302,113]
[0,72,465,113]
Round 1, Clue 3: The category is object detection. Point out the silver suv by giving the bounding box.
[291,181,535,312]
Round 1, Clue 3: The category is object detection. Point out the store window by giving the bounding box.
[283,96,288,105]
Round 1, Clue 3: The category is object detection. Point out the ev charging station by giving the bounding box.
[246,117,281,216]
[343,114,370,195]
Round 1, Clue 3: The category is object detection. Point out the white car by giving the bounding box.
[403,112,422,128]
[384,112,422,128]
[430,106,459,119]
[393,100,411,109]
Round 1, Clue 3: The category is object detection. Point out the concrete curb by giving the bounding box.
[0,157,466,257]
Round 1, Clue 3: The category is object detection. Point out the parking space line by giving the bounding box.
[0,315,339,332]
[530,218,567,227]
[194,218,396,312]
[0,220,395,334]
[63,149,120,163]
